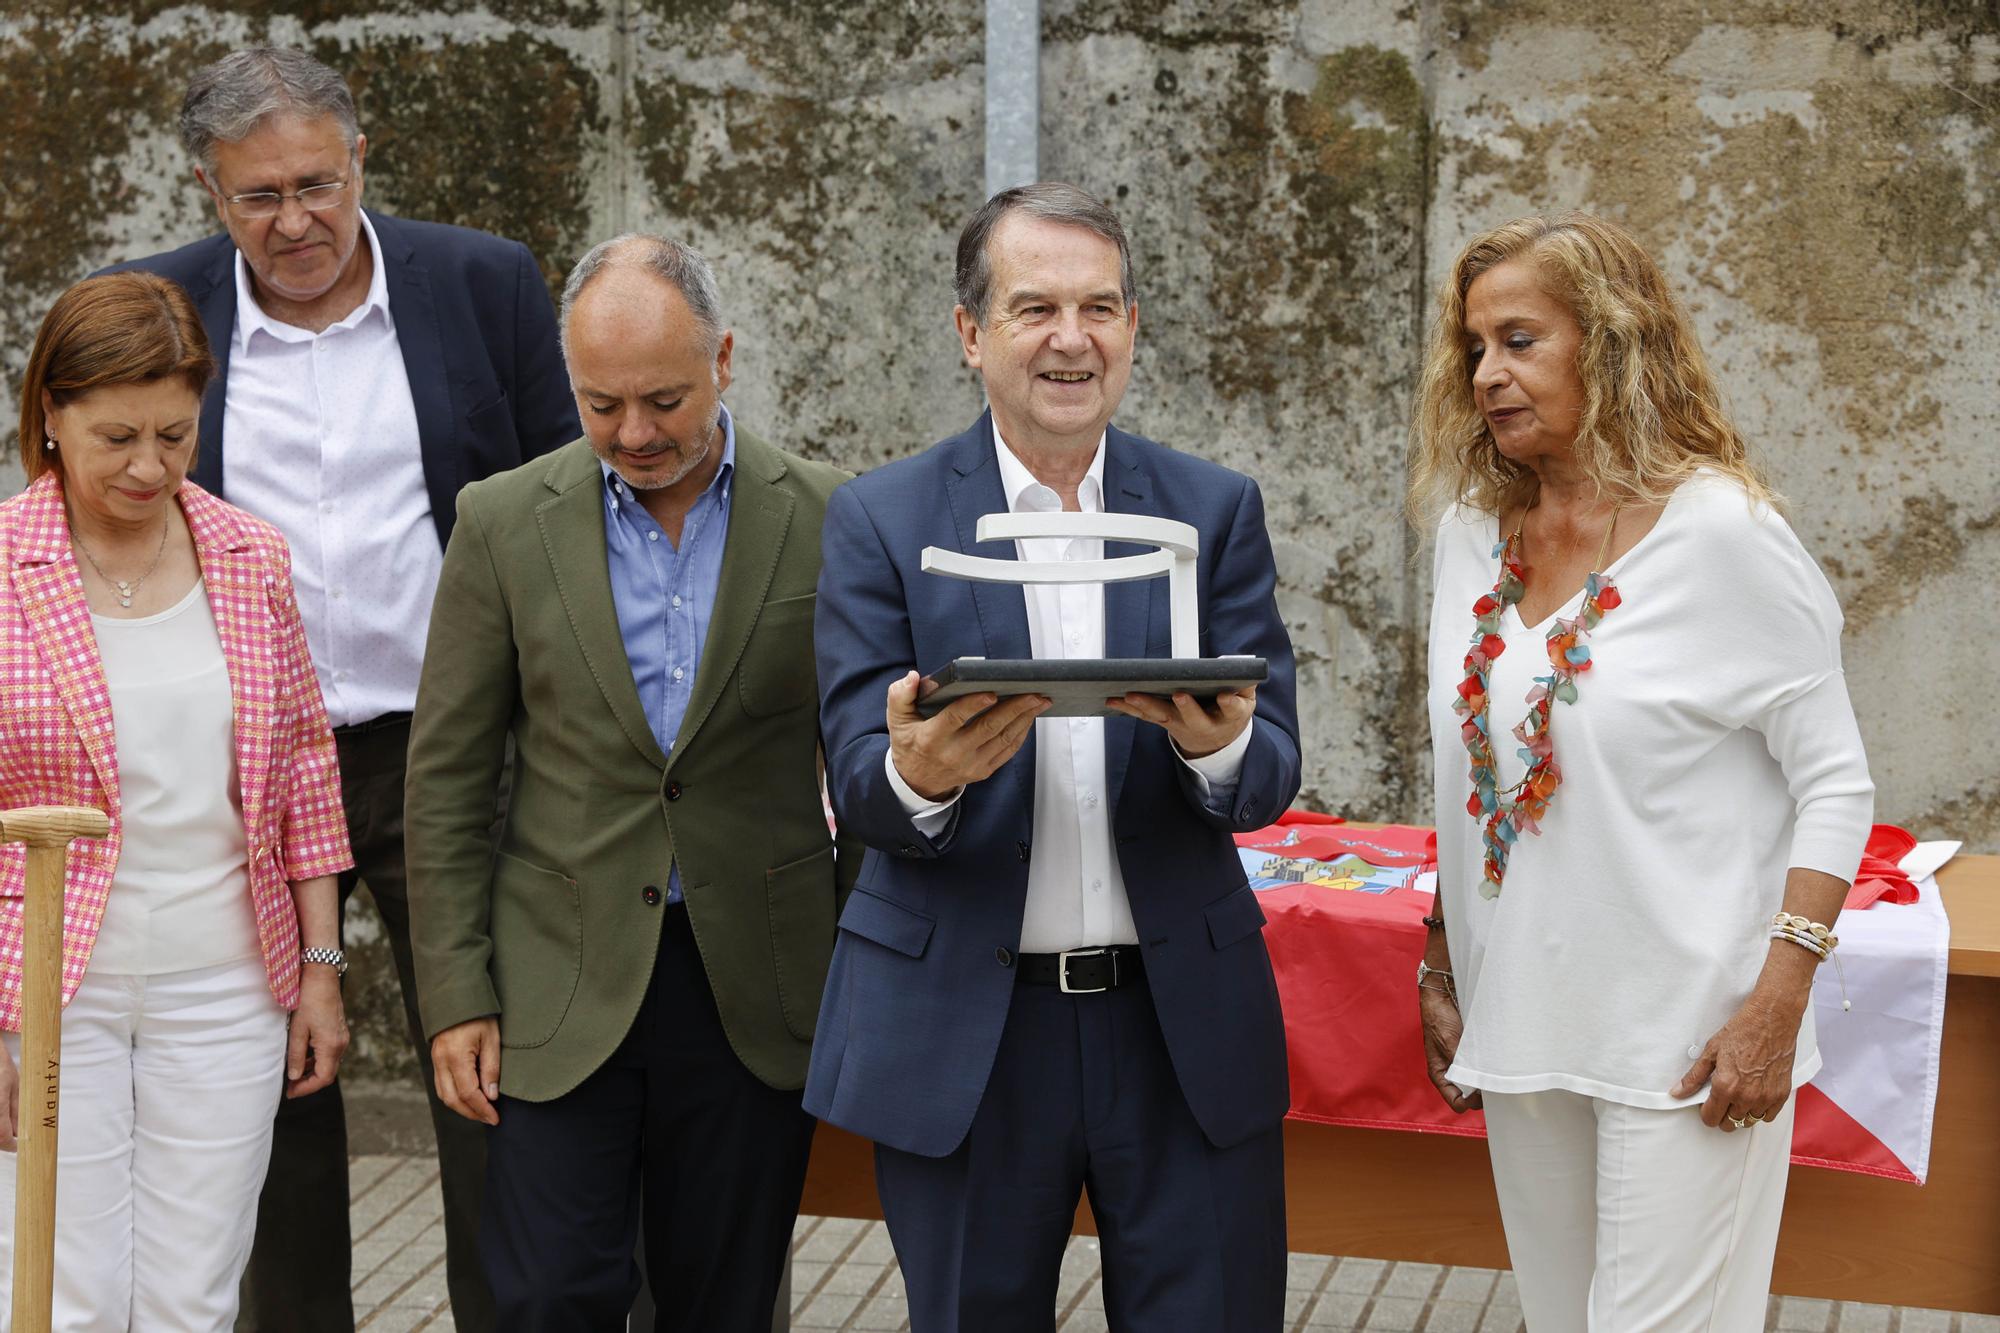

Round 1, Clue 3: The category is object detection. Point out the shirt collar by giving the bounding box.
[992,425,1106,516]
[600,403,738,516]
[234,210,392,351]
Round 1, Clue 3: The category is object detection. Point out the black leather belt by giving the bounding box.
[332,711,413,738]
[1017,946,1145,993]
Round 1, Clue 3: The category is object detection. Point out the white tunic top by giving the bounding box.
[89,582,261,975]
[222,211,439,727]
[1426,472,1874,1108]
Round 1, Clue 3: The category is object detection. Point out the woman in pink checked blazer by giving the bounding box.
[0,272,353,1330]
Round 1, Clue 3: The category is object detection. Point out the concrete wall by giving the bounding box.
[3,1,1994,1080]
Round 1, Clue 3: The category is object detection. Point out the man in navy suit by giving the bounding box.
[108,47,576,1333]
[808,182,1301,1332]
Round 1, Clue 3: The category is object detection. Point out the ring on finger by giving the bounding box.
[1745,1111,1764,1124]
[1726,1114,1747,1129]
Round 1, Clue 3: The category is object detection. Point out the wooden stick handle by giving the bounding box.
[2,805,107,1333]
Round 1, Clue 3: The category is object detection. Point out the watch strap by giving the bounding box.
[301,946,347,977]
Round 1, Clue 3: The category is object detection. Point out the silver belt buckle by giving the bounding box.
[1058,946,1114,994]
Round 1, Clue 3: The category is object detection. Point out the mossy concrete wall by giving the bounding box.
[3,2,1994,1079]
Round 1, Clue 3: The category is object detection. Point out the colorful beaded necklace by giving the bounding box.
[1452,505,1623,898]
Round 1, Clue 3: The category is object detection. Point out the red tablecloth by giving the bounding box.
[1245,815,1945,1182]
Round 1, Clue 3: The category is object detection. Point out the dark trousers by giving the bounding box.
[238,717,495,1332]
[875,976,1287,1333]
[481,903,815,1332]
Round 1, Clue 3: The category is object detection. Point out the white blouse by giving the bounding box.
[88,581,262,976]
[1426,472,1874,1108]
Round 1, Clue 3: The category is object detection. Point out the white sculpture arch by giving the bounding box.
[920,513,1201,657]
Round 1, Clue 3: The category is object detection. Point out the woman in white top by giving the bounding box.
[1408,214,1873,1331]
[0,271,354,1329]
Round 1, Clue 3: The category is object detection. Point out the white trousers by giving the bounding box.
[0,957,286,1332]
[1483,1089,1795,1333]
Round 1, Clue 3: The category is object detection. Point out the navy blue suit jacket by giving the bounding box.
[805,413,1301,1157]
[104,209,578,549]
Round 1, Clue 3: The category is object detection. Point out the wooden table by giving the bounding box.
[798,853,2000,1314]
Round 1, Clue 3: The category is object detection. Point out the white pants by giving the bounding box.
[0,958,286,1332]
[1483,1089,1795,1333]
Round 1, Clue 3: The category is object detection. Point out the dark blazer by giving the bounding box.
[104,209,579,548]
[805,412,1302,1157]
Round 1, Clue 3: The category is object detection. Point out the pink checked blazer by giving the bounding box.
[0,473,353,1028]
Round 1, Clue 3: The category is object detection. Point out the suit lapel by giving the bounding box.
[190,245,237,496]
[942,417,1036,806]
[377,212,459,552]
[12,477,118,802]
[668,430,790,769]
[180,485,274,831]
[942,422,1033,663]
[536,447,670,770]
[1101,429,1158,816]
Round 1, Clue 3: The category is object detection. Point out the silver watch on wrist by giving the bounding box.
[301,947,348,978]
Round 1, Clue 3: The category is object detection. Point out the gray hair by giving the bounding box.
[180,47,359,173]
[954,182,1136,326]
[559,234,725,365]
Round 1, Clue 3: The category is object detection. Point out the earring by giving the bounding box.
[43,435,54,452]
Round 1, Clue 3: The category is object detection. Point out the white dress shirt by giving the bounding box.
[888,430,1253,953]
[222,212,439,727]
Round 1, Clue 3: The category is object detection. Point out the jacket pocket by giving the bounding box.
[489,852,582,1049]
[1205,884,1268,950]
[768,844,838,1040]
[1145,628,1214,657]
[736,592,818,718]
[465,390,520,455]
[837,888,935,959]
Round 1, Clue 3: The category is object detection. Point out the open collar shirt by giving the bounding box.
[221,211,436,728]
[599,405,738,905]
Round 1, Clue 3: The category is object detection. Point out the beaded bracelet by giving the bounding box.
[1771,927,1828,960]
[1768,920,1850,1011]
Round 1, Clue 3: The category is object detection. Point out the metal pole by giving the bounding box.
[985,0,1040,195]
[5,805,109,1333]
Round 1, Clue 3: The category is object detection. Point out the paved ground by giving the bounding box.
[347,1155,1994,1332]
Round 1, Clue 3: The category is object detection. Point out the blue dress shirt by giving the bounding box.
[601,406,737,903]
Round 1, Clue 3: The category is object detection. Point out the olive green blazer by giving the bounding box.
[406,430,858,1100]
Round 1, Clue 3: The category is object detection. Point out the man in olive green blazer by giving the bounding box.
[405,235,857,1332]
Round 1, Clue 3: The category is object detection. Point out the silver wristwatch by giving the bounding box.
[301,947,348,978]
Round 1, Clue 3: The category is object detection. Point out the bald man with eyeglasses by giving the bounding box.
[105,44,577,1333]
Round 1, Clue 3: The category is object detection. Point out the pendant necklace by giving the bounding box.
[74,513,170,609]
[1452,502,1624,898]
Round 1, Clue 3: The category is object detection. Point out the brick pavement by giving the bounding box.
[346,1156,1995,1332]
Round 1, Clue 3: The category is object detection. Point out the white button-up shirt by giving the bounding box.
[888,430,1252,953]
[221,212,439,728]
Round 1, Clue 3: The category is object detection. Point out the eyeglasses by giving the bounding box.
[223,179,350,220]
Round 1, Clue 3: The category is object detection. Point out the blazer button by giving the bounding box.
[642,885,662,906]
[664,781,683,801]
[898,843,918,856]
[995,947,1014,967]
[1016,840,1030,863]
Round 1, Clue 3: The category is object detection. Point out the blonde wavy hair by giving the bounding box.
[1405,212,1773,526]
